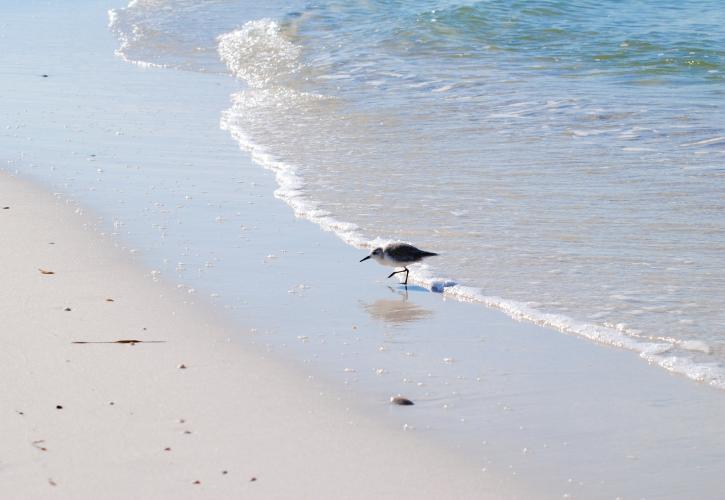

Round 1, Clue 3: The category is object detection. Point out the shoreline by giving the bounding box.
[3,1,725,498]
[209,2,725,391]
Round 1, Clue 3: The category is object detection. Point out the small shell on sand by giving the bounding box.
[390,396,414,406]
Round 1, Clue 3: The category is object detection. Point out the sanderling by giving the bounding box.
[359,242,438,286]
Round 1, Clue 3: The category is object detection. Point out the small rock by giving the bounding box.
[193,480,201,485]
[41,74,49,78]
[2,206,9,209]
[56,405,63,410]
[164,447,171,452]
[222,470,228,475]
[64,307,71,312]
[390,396,414,406]
[178,364,187,369]
[250,477,257,482]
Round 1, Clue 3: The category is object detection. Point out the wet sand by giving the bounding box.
[0,172,516,499]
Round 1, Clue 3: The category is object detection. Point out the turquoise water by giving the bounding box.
[111,0,725,385]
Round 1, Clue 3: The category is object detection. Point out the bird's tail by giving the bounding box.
[421,251,438,257]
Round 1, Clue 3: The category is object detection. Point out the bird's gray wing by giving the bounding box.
[386,243,431,262]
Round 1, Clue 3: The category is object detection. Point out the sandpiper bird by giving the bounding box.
[359,242,438,286]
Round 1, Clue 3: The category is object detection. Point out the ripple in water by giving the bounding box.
[110,0,725,387]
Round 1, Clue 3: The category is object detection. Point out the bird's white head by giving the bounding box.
[359,247,384,263]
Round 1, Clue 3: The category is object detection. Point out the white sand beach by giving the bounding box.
[0,173,519,499]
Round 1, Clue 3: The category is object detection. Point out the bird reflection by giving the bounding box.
[362,287,433,325]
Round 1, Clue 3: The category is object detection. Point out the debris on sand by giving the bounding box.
[390,396,415,406]
[32,440,48,452]
[72,339,166,345]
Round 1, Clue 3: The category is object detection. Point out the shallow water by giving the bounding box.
[108,0,725,387]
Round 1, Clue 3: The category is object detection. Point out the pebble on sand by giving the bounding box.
[390,396,415,406]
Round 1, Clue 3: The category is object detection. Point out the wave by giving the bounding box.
[218,20,302,88]
[108,0,234,73]
[215,19,725,390]
[106,4,725,391]
[218,19,366,245]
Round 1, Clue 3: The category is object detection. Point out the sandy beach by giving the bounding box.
[0,173,519,499]
[3,1,725,499]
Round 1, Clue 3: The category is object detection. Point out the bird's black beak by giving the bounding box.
[360,255,371,262]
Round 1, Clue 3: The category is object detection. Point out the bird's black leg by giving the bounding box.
[387,268,410,285]
[387,269,406,279]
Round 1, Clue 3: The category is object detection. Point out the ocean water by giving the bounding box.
[110,0,725,386]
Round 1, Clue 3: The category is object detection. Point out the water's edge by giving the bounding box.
[107,5,725,390]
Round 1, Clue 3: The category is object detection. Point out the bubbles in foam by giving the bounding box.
[217,20,302,88]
